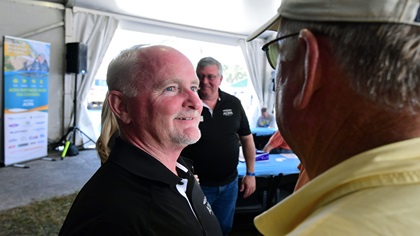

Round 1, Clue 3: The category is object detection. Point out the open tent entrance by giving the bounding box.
[85,29,260,138]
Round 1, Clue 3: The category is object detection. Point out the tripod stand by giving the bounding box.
[53,73,96,154]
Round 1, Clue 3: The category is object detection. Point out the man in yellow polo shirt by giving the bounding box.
[247,0,420,235]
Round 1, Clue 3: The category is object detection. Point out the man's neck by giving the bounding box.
[200,91,219,110]
[202,97,217,110]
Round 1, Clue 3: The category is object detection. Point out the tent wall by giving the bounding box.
[0,0,66,144]
[0,1,274,150]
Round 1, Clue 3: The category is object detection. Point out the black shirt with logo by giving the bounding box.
[59,138,222,236]
[181,89,251,186]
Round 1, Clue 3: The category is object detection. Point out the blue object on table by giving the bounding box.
[256,150,269,161]
[237,154,300,177]
[251,127,277,136]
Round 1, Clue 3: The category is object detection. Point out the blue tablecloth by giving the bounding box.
[237,153,300,177]
[251,127,277,136]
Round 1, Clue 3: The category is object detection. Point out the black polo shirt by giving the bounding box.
[181,89,251,186]
[59,138,222,236]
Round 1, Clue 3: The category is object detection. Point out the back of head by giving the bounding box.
[248,2,420,235]
[281,21,420,113]
[106,45,145,97]
[248,0,420,113]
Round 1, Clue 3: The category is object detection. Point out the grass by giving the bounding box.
[0,191,261,236]
[0,192,77,236]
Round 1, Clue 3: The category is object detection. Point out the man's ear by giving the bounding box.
[107,91,131,124]
[294,29,322,110]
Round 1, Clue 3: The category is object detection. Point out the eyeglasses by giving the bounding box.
[197,74,219,81]
[262,32,299,69]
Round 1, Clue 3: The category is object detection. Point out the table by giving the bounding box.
[251,127,277,150]
[251,127,277,136]
[236,153,300,213]
[237,153,300,177]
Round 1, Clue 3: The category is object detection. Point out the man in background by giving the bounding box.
[181,57,256,235]
[262,130,292,154]
[256,107,276,128]
[247,0,420,234]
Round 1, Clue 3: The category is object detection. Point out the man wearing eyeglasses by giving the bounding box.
[181,57,256,236]
[247,0,420,235]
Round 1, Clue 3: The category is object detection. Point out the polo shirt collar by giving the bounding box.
[201,89,223,115]
[108,137,185,186]
[254,137,420,235]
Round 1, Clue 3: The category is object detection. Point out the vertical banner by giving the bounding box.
[2,36,49,166]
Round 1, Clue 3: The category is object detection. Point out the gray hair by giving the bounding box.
[106,45,149,97]
[281,19,420,112]
[196,57,223,76]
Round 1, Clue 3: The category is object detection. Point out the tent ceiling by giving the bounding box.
[39,0,281,37]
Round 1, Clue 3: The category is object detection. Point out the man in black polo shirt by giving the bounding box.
[181,57,256,236]
[59,46,222,236]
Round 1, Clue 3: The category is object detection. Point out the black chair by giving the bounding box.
[267,173,299,207]
[252,133,272,150]
[235,176,274,214]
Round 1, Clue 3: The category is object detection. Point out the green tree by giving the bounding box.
[222,64,248,84]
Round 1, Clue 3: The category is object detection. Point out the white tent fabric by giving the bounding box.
[64,8,276,148]
[239,37,276,116]
[67,11,118,147]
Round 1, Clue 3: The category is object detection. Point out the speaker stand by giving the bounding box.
[52,73,96,153]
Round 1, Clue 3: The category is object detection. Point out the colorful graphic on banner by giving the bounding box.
[3,36,49,166]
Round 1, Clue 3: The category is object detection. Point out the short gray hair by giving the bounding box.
[281,19,420,112]
[196,57,223,76]
[106,45,149,97]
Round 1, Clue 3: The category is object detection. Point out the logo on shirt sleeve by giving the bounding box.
[223,109,233,116]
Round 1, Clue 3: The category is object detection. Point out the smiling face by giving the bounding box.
[197,64,222,101]
[124,46,203,149]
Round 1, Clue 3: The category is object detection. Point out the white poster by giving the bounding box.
[2,36,49,166]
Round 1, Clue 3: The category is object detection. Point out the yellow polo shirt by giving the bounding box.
[254,137,420,235]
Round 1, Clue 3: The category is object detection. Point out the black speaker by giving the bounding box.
[66,42,87,74]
